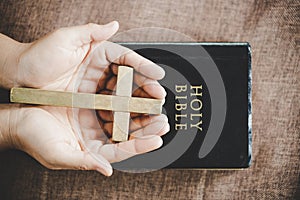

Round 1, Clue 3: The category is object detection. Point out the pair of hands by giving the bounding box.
[0,21,169,176]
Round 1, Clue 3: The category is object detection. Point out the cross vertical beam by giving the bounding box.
[112,66,134,142]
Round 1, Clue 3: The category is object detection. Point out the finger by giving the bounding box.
[105,67,166,99]
[96,54,165,98]
[96,66,111,92]
[130,121,170,138]
[97,114,168,135]
[132,73,166,99]
[98,89,113,95]
[106,75,117,91]
[96,135,163,163]
[103,122,113,136]
[132,86,151,98]
[63,149,113,176]
[56,21,119,47]
[101,42,165,80]
[97,110,113,122]
[45,141,113,176]
[129,114,168,132]
[130,112,146,119]
[111,64,118,75]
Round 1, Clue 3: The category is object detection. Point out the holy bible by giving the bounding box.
[112,43,252,171]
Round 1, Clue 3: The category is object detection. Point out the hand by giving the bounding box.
[6,22,169,176]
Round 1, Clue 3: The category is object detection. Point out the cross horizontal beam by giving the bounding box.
[10,87,163,114]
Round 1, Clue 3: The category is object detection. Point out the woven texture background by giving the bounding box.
[0,0,299,199]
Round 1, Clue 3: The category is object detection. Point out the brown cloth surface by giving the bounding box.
[0,0,299,199]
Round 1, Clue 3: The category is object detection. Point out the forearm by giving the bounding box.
[0,34,25,88]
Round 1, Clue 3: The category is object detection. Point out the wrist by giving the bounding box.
[0,34,28,88]
[0,105,16,149]
[0,105,25,151]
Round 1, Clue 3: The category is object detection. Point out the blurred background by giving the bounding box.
[0,0,299,199]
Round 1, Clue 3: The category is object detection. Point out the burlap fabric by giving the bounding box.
[0,0,299,199]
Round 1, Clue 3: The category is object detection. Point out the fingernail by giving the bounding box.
[162,88,167,97]
[156,136,163,148]
[97,167,113,176]
[141,135,163,148]
[106,167,113,176]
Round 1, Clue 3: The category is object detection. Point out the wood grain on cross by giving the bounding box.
[10,66,163,142]
[112,66,133,141]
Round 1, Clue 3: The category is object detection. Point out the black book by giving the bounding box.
[0,42,252,171]
[112,43,252,171]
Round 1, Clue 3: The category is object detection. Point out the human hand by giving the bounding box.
[6,22,169,176]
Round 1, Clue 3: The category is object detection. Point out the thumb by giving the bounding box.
[54,149,113,176]
[55,21,119,47]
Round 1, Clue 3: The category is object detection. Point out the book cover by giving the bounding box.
[112,43,252,171]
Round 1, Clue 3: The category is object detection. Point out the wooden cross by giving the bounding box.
[10,66,163,142]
